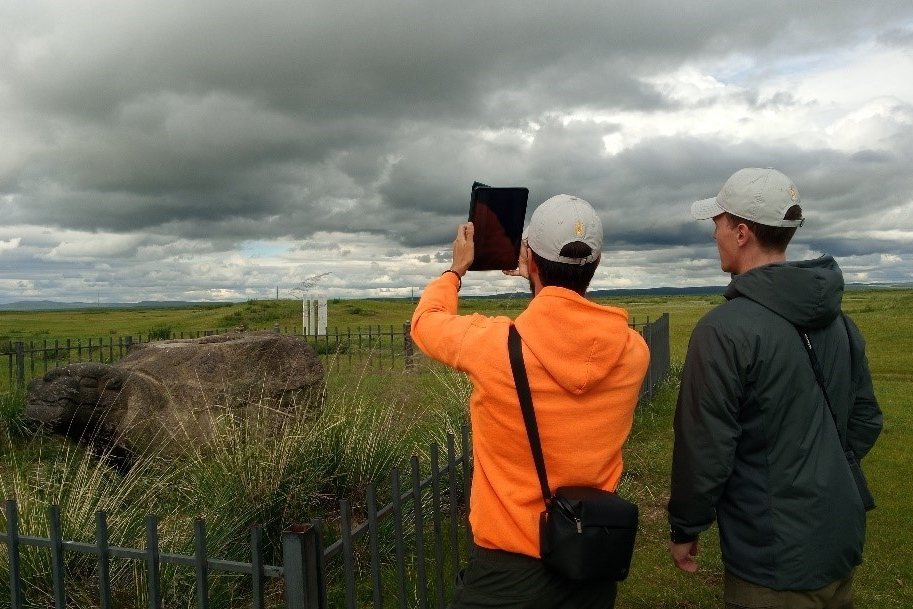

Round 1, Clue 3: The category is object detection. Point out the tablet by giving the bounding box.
[468,182,529,271]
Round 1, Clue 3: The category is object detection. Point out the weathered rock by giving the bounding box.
[25,332,324,460]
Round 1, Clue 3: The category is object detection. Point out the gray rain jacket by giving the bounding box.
[668,255,883,590]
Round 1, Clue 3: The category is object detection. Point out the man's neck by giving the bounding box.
[735,249,787,274]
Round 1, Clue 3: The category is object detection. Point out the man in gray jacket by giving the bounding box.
[667,168,883,608]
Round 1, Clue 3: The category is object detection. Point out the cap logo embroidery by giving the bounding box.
[575,221,584,237]
[788,185,799,202]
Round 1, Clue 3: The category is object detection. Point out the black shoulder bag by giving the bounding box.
[797,327,876,511]
[507,325,638,581]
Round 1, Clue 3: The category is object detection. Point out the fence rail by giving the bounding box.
[1,316,671,607]
[2,502,282,609]
[3,315,671,396]
[2,324,412,388]
[2,428,472,609]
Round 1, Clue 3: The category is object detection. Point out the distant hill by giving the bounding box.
[846,282,913,291]
[589,285,725,298]
[599,282,911,297]
[0,282,908,311]
[0,300,234,312]
[474,282,912,300]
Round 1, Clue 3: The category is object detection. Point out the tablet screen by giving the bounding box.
[468,184,529,271]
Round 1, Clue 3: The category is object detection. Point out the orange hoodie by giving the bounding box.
[411,273,650,557]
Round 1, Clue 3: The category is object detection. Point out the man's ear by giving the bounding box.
[735,222,752,246]
[526,250,544,294]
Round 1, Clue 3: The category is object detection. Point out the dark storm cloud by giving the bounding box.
[2,1,913,301]
[4,2,910,232]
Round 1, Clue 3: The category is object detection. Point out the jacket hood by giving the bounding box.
[514,287,633,394]
[724,255,844,328]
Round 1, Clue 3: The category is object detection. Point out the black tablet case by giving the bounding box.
[468,182,529,271]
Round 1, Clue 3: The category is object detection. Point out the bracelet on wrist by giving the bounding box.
[441,269,462,290]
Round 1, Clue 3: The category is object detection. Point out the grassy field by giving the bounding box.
[1,288,910,607]
[1,298,421,343]
[1,294,711,354]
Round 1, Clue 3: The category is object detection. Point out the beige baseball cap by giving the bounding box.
[691,167,805,227]
[523,194,602,264]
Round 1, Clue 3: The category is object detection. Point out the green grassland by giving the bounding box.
[1,288,910,607]
[0,298,436,344]
[2,292,713,355]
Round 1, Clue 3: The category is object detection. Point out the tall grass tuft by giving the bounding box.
[176,404,327,564]
[0,388,32,438]
[0,431,184,607]
[0,358,477,608]
[420,363,471,449]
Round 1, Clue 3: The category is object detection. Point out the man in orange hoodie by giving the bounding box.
[411,194,650,609]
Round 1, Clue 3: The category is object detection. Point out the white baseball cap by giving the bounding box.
[523,194,602,265]
[691,168,805,228]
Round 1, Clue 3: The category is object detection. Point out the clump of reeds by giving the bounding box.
[0,359,474,608]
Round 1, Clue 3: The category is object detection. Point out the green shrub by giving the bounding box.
[345,304,377,317]
[310,338,348,355]
[146,324,173,341]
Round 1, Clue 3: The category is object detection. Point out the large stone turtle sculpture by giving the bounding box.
[25,332,324,464]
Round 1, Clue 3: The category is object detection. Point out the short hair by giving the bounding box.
[531,241,599,296]
[724,205,803,252]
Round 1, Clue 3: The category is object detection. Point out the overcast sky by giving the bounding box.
[2,1,912,303]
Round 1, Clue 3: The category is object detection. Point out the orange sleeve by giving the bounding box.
[410,273,475,372]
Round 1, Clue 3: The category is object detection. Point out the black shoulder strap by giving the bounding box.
[507,325,552,504]
[796,326,846,449]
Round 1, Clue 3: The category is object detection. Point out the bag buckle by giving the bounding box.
[552,494,582,531]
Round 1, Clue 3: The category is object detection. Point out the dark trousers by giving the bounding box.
[724,570,855,609]
[449,547,618,609]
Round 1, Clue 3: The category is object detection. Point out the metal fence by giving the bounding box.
[1,430,471,609]
[2,325,412,389]
[0,316,671,609]
[308,324,412,371]
[3,315,671,394]
[638,313,670,402]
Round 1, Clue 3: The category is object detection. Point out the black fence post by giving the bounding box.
[14,342,24,386]
[6,500,24,609]
[96,511,112,609]
[194,519,209,609]
[403,322,414,371]
[657,313,671,384]
[48,506,66,609]
[145,515,162,609]
[641,320,654,403]
[282,522,326,609]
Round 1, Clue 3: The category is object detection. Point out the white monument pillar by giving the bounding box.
[317,298,328,335]
[302,297,328,336]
